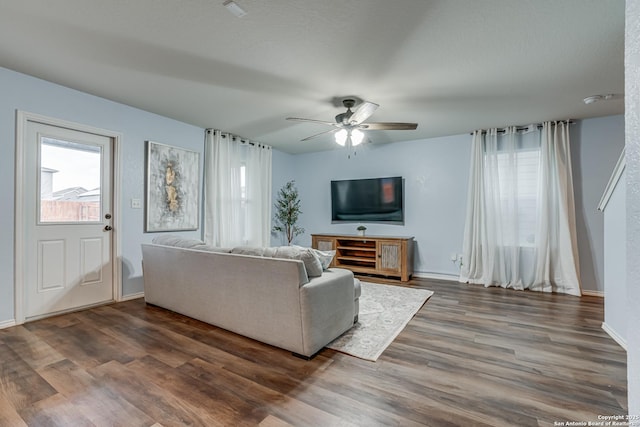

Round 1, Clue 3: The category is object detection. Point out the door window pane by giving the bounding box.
[39,137,102,223]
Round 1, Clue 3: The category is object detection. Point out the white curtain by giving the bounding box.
[203,129,272,247]
[460,121,581,296]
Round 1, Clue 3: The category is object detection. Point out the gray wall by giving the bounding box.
[0,66,204,323]
[282,134,473,278]
[625,0,640,413]
[603,169,626,344]
[572,115,626,294]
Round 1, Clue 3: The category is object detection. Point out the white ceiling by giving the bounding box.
[0,0,625,154]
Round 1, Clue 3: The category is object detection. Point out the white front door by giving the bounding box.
[24,120,114,319]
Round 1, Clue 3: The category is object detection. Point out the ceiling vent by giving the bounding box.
[223,0,247,18]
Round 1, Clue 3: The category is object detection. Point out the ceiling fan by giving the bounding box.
[286,98,418,147]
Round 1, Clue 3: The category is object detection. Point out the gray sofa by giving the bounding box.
[141,236,360,357]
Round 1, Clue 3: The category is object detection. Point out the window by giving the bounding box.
[239,163,248,243]
[204,130,272,247]
[39,137,102,223]
[494,148,540,245]
[461,122,580,294]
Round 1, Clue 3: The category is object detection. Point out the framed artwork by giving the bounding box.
[145,141,200,232]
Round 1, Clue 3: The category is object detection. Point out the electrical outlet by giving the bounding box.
[131,198,142,209]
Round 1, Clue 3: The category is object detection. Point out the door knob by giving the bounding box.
[104,225,113,231]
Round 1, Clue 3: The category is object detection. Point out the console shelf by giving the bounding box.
[311,234,414,282]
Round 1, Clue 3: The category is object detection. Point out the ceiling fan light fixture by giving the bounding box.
[335,129,348,146]
[288,97,417,144]
[351,129,364,146]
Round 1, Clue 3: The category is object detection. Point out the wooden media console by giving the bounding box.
[311,234,414,281]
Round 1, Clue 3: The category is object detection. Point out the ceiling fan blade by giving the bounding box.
[286,117,337,127]
[348,101,379,125]
[362,122,418,130]
[301,128,338,142]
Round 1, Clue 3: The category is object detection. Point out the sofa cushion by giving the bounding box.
[152,235,205,249]
[231,246,268,257]
[272,246,323,277]
[193,244,232,253]
[229,245,324,278]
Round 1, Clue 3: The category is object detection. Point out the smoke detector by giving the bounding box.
[583,94,615,105]
[223,0,247,17]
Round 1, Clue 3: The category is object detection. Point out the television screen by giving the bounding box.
[331,176,404,224]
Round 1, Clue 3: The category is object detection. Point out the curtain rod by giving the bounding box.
[469,120,575,135]
[205,128,271,149]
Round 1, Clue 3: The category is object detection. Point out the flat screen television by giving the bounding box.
[331,176,404,224]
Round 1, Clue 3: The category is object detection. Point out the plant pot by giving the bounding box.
[358,230,365,237]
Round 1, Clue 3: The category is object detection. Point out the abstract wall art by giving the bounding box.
[145,141,200,232]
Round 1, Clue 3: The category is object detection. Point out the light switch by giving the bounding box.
[131,198,142,209]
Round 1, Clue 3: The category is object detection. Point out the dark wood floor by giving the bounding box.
[0,278,627,426]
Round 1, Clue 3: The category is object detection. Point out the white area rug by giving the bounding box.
[327,282,434,361]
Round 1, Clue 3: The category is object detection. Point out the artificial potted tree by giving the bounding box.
[272,180,305,245]
[357,225,367,237]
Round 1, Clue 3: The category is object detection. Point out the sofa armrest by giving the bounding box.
[298,268,356,356]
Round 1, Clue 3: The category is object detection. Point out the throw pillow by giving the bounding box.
[272,246,323,277]
[311,248,336,270]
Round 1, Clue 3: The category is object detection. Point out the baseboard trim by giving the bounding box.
[602,322,627,350]
[119,292,144,302]
[412,276,607,298]
[582,290,604,297]
[0,319,16,330]
[413,272,460,282]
